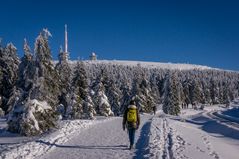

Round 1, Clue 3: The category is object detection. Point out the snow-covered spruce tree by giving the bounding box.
[182,77,191,108]
[178,78,185,108]
[131,70,155,113]
[218,81,224,104]
[31,29,60,106]
[154,70,166,101]
[69,61,96,119]
[149,72,161,104]
[163,71,181,115]
[139,75,155,112]
[91,69,113,117]
[227,76,237,101]
[55,47,72,117]
[201,79,211,104]
[189,79,202,106]
[120,79,131,113]
[104,75,121,116]
[210,78,219,104]
[17,39,35,93]
[222,81,230,105]
[0,43,20,114]
[182,78,191,108]
[130,74,144,111]
[7,39,36,135]
[8,30,60,136]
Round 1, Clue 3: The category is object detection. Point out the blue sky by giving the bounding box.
[0,0,239,71]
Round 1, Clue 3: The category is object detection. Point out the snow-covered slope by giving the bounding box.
[68,60,217,71]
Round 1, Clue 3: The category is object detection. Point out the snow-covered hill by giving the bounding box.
[68,60,216,71]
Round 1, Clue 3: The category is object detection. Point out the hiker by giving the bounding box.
[122,100,140,150]
[153,106,157,115]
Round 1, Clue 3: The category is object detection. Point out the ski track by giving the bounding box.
[161,118,174,159]
[149,117,186,159]
[171,120,220,159]
[148,115,226,159]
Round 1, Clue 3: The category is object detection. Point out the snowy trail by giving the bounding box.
[2,106,239,159]
[38,114,153,159]
[148,106,239,159]
[163,118,221,159]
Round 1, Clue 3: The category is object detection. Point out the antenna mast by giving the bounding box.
[65,24,68,53]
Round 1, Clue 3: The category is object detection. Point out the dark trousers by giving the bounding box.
[128,128,136,146]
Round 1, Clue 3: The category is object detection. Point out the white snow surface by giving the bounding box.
[1,118,114,159]
[1,103,239,159]
[30,99,51,112]
[69,60,217,71]
[148,105,239,159]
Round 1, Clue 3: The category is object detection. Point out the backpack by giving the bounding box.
[127,108,137,123]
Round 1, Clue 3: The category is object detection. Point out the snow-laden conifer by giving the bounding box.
[91,69,113,116]
[163,71,181,115]
[55,47,72,117]
[0,42,19,113]
[8,30,59,136]
[69,61,96,119]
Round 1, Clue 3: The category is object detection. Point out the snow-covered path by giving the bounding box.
[147,107,239,159]
[38,114,153,159]
[1,105,239,159]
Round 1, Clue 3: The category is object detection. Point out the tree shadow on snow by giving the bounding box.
[221,107,239,118]
[172,115,239,141]
[200,119,239,140]
[36,140,128,150]
[133,121,152,159]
